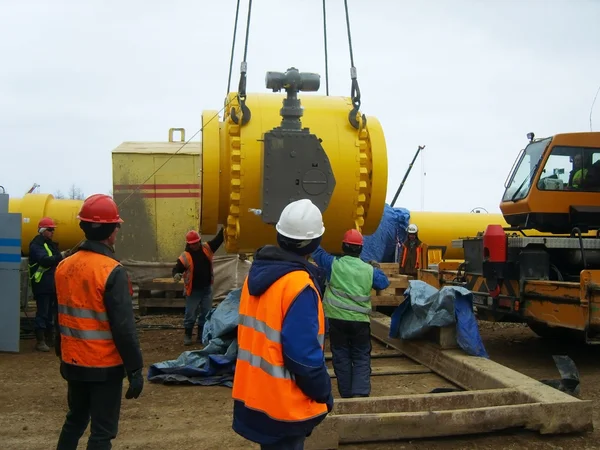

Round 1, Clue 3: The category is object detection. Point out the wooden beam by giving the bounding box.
[333,388,527,415]
[324,350,403,360]
[327,365,431,378]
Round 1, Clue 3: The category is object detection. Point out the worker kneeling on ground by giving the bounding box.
[54,194,144,450]
[312,229,390,398]
[28,217,71,352]
[232,199,333,450]
[399,223,427,277]
[172,226,224,345]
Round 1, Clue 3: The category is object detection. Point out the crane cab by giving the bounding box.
[500,132,600,234]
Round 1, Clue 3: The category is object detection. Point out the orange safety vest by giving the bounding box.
[178,243,214,296]
[401,243,423,269]
[55,250,124,368]
[232,271,328,422]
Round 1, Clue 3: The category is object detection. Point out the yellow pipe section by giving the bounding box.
[409,212,508,260]
[201,92,389,254]
[8,194,84,255]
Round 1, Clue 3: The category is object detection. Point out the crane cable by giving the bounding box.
[230,0,253,125]
[322,0,330,96]
[343,0,365,129]
[226,0,242,96]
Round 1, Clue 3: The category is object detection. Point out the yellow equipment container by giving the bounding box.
[201,92,388,253]
[111,135,201,262]
[8,194,84,255]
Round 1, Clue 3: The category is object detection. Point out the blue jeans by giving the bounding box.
[183,286,213,332]
[260,435,306,450]
[34,293,57,331]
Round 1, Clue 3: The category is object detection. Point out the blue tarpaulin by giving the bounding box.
[361,204,411,263]
[147,288,242,387]
[389,280,489,358]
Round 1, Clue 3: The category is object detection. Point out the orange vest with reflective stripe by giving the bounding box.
[401,243,423,269]
[178,244,214,296]
[232,271,328,422]
[55,250,123,368]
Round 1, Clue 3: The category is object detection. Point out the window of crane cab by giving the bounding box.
[537,146,600,192]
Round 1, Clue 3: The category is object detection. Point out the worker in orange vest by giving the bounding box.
[172,227,224,345]
[232,199,332,450]
[399,223,428,277]
[54,194,144,450]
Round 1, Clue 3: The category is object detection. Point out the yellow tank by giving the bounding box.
[8,194,84,255]
[201,91,388,253]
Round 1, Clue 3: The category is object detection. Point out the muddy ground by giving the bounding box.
[2,317,600,450]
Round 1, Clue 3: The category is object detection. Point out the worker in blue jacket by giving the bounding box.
[312,229,390,398]
[28,217,69,352]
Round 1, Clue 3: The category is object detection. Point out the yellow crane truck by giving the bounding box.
[420,132,600,342]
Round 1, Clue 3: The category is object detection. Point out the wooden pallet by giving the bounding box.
[305,312,594,449]
[137,278,186,315]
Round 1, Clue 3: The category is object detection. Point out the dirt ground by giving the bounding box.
[3,318,600,450]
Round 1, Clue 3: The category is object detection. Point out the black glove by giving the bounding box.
[126,368,144,399]
[368,260,381,269]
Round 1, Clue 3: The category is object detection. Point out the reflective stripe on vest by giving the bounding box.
[29,242,53,283]
[323,286,372,315]
[55,250,124,368]
[178,243,215,296]
[232,271,328,422]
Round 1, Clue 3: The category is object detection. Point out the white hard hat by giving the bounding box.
[407,223,418,234]
[276,199,325,240]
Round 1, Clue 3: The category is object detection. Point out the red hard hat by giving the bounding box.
[77,194,124,224]
[343,229,363,246]
[186,230,201,244]
[38,217,57,228]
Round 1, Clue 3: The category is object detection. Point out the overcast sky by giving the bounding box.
[1,0,599,214]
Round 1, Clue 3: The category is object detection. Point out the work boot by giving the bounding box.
[35,329,50,352]
[184,328,193,346]
[196,324,204,344]
[45,328,55,348]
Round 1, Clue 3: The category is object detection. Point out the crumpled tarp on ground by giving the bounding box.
[361,204,411,263]
[389,280,489,358]
[123,255,251,300]
[147,288,242,387]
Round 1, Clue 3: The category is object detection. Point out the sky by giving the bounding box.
[1,0,599,213]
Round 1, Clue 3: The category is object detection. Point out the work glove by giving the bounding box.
[173,273,183,282]
[126,368,144,399]
[60,249,71,258]
[368,260,381,269]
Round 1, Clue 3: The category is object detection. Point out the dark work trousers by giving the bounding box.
[34,293,57,330]
[56,378,123,450]
[260,435,306,450]
[328,318,372,398]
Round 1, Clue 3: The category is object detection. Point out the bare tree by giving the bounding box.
[68,184,85,200]
[54,190,65,199]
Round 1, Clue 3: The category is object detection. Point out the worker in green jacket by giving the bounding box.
[311,229,390,398]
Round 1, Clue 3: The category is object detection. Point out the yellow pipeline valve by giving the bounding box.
[201,91,388,254]
[8,194,84,255]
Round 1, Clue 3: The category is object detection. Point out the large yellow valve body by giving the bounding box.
[8,194,84,255]
[201,92,389,254]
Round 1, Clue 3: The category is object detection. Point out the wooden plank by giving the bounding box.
[139,298,186,308]
[324,350,403,360]
[370,296,405,307]
[328,365,431,378]
[334,402,592,444]
[334,388,528,415]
